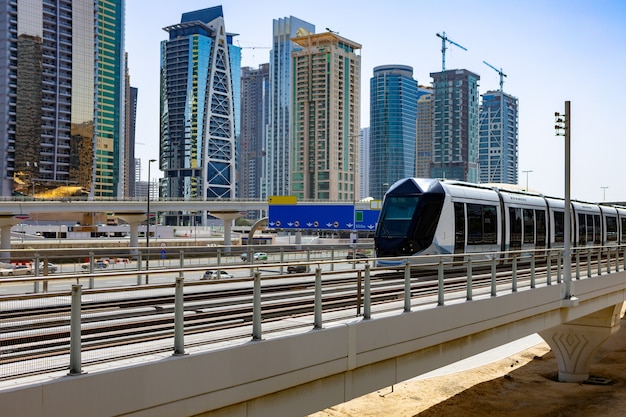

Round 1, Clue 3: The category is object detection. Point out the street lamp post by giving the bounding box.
[522,170,533,191]
[146,159,156,274]
[601,186,608,202]
[555,101,572,300]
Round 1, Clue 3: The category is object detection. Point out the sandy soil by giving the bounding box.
[310,318,626,417]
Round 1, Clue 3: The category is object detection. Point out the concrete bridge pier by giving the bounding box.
[209,210,241,252]
[115,213,147,255]
[539,303,626,382]
[0,215,20,260]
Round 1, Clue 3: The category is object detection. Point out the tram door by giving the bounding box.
[454,202,465,254]
[509,208,522,251]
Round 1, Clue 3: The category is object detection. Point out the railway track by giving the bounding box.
[1,256,616,380]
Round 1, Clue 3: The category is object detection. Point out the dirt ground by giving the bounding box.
[310,317,626,417]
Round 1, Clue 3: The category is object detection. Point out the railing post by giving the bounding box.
[575,251,580,280]
[179,249,185,280]
[252,271,263,339]
[173,277,185,355]
[364,263,371,319]
[33,253,40,293]
[597,249,602,276]
[530,253,536,288]
[87,250,96,287]
[546,252,552,285]
[512,255,518,292]
[68,284,83,375]
[404,261,411,312]
[136,253,143,285]
[556,251,562,284]
[330,246,335,271]
[280,248,284,274]
[217,248,221,268]
[466,257,473,301]
[490,256,497,296]
[356,269,362,317]
[587,250,592,278]
[438,258,445,306]
[314,267,323,328]
[607,248,612,274]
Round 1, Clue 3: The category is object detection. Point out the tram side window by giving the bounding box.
[622,218,626,243]
[606,216,618,242]
[536,210,546,247]
[523,209,534,244]
[554,211,565,243]
[594,214,601,244]
[578,213,587,245]
[467,203,498,245]
[509,207,522,249]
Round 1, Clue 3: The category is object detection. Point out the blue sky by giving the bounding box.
[126,0,626,202]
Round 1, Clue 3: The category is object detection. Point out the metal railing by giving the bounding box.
[1,244,624,380]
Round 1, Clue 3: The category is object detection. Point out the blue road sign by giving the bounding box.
[268,205,379,231]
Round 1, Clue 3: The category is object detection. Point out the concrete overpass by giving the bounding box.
[2,252,626,417]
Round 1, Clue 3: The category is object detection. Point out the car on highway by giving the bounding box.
[240,252,268,262]
[38,262,58,273]
[202,270,234,280]
[0,265,33,276]
[287,264,309,274]
[81,259,109,270]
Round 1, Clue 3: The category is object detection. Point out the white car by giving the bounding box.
[202,270,234,280]
[0,265,32,276]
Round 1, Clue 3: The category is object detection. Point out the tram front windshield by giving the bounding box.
[376,196,420,237]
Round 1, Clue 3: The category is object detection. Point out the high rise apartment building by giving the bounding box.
[160,6,240,224]
[0,0,125,199]
[266,16,315,198]
[430,69,480,182]
[479,90,519,184]
[239,64,269,200]
[416,86,433,178]
[290,31,361,201]
[359,127,370,200]
[369,65,417,199]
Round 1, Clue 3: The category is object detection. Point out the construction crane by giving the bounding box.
[436,32,467,74]
[237,42,270,66]
[483,60,507,92]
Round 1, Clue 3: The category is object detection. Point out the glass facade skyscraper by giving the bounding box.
[266,16,315,198]
[479,90,519,184]
[369,65,418,199]
[0,0,108,198]
[160,6,240,224]
[96,0,125,198]
[430,69,480,182]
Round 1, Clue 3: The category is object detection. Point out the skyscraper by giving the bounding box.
[95,0,125,198]
[416,86,433,178]
[369,65,418,199]
[0,0,117,198]
[160,6,240,224]
[359,127,370,200]
[430,69,480,182]
[239,64,269,201]
[479,90,519,184]
[266,16,315,198]
[291,31,361,201]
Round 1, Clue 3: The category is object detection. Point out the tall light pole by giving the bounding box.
[146,159,156,273]
[555,101,572,300]
[601,186,608,202]
[522,170,533,191]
